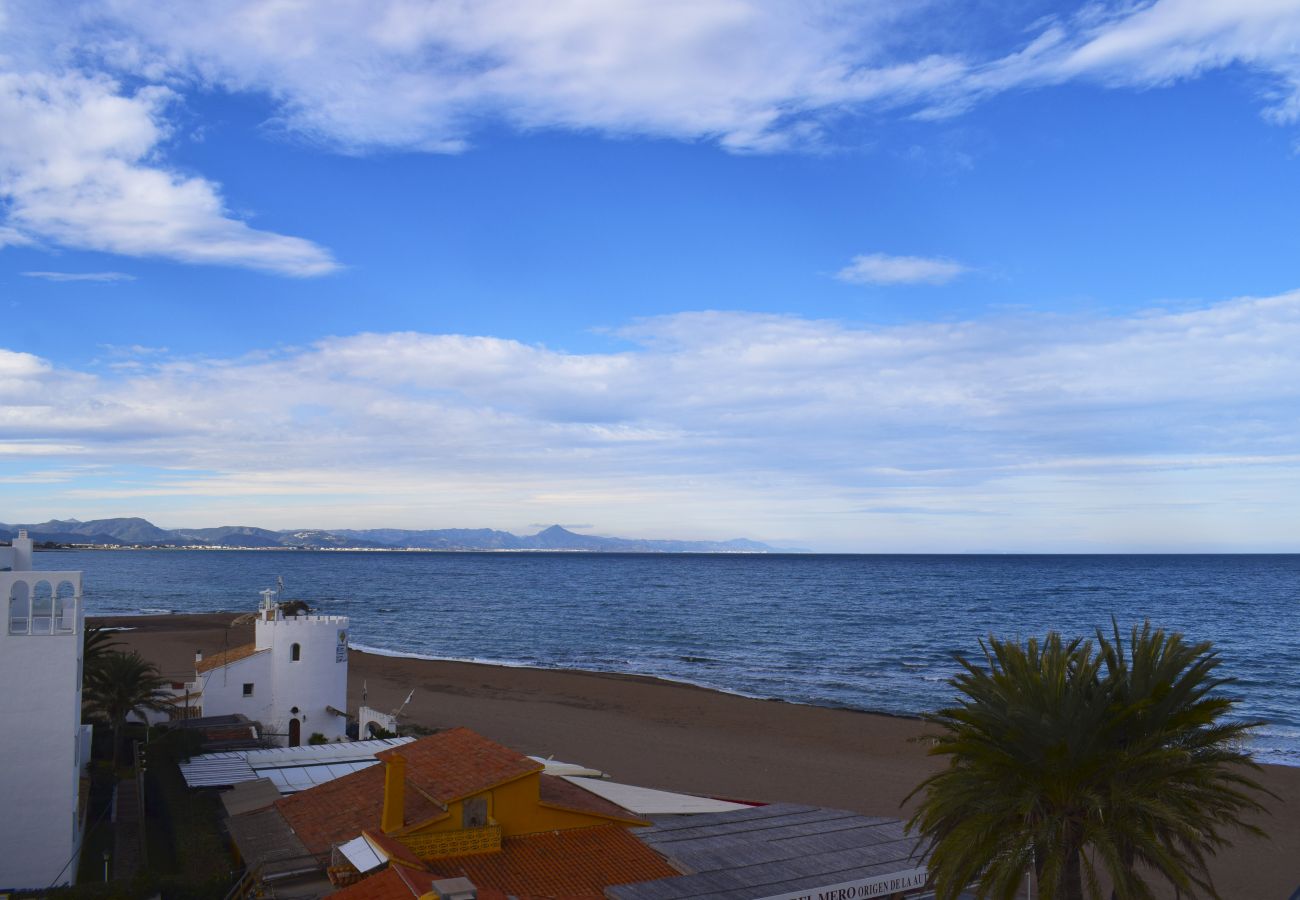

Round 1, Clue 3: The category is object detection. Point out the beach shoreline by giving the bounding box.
[92,613,1300,898]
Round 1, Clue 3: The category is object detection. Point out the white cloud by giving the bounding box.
[946,1,1300,122]
[22,270,135,282]
[0,69,338,275]
[835,253,969,286]
[83,0,937,153]
[2,1,1298,274]
[4,290,1300,549]
[38,0,1300,155]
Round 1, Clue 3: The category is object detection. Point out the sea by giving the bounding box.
[50,549,1300,766]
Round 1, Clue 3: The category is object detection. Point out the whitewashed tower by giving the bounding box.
[195,587,349,746]
[0,531,91,889]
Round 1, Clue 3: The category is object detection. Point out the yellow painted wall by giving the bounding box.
[410,772,639,838]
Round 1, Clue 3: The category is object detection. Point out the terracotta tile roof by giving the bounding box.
[429,825,680,900]
[375,728,542,805]
[362,829,425,869]
[196,643,265,673]
[538,774,643,823]
[330,865,423,900]
[332,865,517,900]
[275,761,446,857]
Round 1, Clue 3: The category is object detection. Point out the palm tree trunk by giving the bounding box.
[1063,830,1085,900]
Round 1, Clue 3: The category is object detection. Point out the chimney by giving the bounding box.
[382,754,406,834]
[13,529,32,571]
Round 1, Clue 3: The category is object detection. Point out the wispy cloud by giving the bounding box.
[0,69,338,276]
[22,271,136,282]
[836,253,969,286]
[3,2,1300,273]
[4,289,1300,549]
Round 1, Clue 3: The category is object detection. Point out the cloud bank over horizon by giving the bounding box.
[4,289,1300,551]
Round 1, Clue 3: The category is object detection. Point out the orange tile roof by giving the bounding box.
[376,728,542,805]
[362,829,425,870]
[330,864,424,900]
[332,864,517,900]
[196,642,265,673]
[276,761,446,857]
[429,825,679,900]
[539,774,642,823]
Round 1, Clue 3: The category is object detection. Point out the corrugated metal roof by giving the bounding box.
[263,760,384,793]
[560,777,752,816]
[240,737,414,768]
[180,755,258,787]
[608,804,929,900]
[180,736,415,790]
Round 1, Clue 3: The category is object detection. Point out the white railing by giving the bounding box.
[3,571,82,636]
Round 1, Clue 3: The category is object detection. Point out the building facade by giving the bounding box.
[0,531,90,889]
[190,589,349,746]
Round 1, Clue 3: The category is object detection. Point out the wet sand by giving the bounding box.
[96,613,1300,898]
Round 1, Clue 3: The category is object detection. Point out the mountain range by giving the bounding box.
[0,517,795,553]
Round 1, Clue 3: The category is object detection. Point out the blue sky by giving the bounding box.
[3,0,1300,551]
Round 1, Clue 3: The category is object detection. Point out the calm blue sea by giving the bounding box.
[52,549,1300,765]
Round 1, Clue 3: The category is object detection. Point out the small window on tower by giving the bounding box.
[291,643,301,661]
[242,683,254,697]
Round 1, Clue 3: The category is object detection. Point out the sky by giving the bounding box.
[2,0,1300,552]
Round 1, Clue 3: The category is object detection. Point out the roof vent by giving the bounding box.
[429,877,477,900]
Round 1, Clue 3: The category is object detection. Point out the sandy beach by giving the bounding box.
[97,613,1300,898]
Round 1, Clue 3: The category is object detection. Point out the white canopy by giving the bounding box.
[562,776,752,815]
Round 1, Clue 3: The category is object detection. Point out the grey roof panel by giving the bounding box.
[179,755,258,787]
[613,804,929,900]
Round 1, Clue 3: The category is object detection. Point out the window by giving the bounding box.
[7,583,29,634]
[291,643,301,661]
[242,683,254,697]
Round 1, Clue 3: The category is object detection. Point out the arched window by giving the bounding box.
[54,580,77,634]
[31,580,53,634]
[8,581,30,634]
[291,643,301,662]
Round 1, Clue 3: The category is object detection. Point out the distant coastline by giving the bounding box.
[59,545,782,554]
[2,515,802,553]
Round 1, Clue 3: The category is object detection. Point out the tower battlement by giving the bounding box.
[258,613,349,626]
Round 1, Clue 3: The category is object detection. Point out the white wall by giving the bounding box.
[198,613,349,745]
[0,570,84,889]
[197,651,276,730]
[261,615,349,744]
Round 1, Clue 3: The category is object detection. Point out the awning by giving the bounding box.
[337,834,384,873]
[561,776,752,815]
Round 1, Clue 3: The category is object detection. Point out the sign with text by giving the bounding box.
[753,866,929,900]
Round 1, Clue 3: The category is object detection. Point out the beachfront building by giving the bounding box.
[0,531,92,889]
[208,726,935,900]
[223,727,673,897]
[188,588,349,746]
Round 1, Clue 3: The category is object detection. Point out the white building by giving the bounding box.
[0,530,91,890]
[188,588,349,746]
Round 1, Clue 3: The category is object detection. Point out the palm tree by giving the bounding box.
[83,650,172,768]
[906,623,1269,900]
[82,625,121,683]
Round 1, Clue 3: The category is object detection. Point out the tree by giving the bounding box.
[83,650,172,768]
[82,625,121,683]
[906,623,1269,900]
